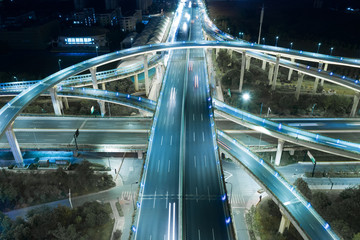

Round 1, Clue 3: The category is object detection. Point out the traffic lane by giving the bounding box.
[142,54,185,195]
[184,50,231,238]
[136,198,178,240]
[136,48,187,237]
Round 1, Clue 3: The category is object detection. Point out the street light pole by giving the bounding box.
[257,4,264,44]
[330,47,334,56]
[290,42,293,49]
[131,181,139,210]
[262,37,265,44]
[317,42,321,53]
[95,46,99,56]
[275,36,279,47]
[225,182,233,205]
[58,59,62,71]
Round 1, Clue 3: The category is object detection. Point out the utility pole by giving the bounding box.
[257,4,264,44]
[74,128,79,151]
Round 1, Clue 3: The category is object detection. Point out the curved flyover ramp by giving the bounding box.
[217,130,339,240]
[213,99,360,160]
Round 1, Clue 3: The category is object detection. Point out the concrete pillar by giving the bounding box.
[89,67,99,89]
[134,74,139,91]
[320,63,328,86]
[156,65,161,83]
[350,93,360,117]
[271,55,280,91]
[287,58,295,81]
[275,139,284,166]
[102,82,106,90]
[262,59,267,70]
[49,87,62,116]
[268,63,275,85]
[278,213,291,234]
[239,51,246,93]
[89,67,106,116]
[245,56,251,71]
[313,62,323,94]
[227,49,233,58]
[99,100,106,117]
[144,54,149,96]
[295,73,304,101]
[215,48,219,58]
[63,97,69,109]
[5,123,23,166]
[138,151,143,159]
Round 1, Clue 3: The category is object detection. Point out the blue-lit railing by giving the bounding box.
[213,99,360,154]
[60,54,162,87]
[217,130,339,240]
[57,87,156,113]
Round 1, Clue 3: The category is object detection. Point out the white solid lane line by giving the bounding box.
[168,202,171,240]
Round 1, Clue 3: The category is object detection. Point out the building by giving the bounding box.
[136,0,153,12]
[73,8,96,26]
[57,27,109,48]
[0,20,60,50]
[97,7,122,27]
[1,11,36,29]
[119,10,142,32]
[105,0,119,10]
[74,0,87,10]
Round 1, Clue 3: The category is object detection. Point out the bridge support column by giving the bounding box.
[278,211,291,234]
[239,51,246,93]
[350,93,360,117]
[261,59,267,70]
[90,67,99,89]
[134,74,139,91]
[287,58,295,81]
[227,49,233,58]
[275,139,284,166]
[63,97,69,109]
[320,63,328,86]
[144,54,150,96]
[245,56,251,71]
[271,55,280,91]
[268,63,275,85]
[313,62,323,94]
[137,151,143,159]
[49,87,62,116]
[102,82,106,90]
[295,73,304,101]
[6,123,23,166]
[89,67,106,117]
[215,48,219,59]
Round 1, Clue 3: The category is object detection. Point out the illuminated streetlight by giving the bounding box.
[275,36,279,47]
[330,47,334,56]
[242,92,250,101]
[317,42,321,53]
[95,46,99,56]
[262,37,265,44]
[290,42,293,49]
[58,59,62,71]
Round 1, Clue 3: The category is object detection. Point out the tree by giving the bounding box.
[294,178,312,200]
[216,49,232,72]
[312,191,331,217]
[51,223,80,240]
[353,233,360,240]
